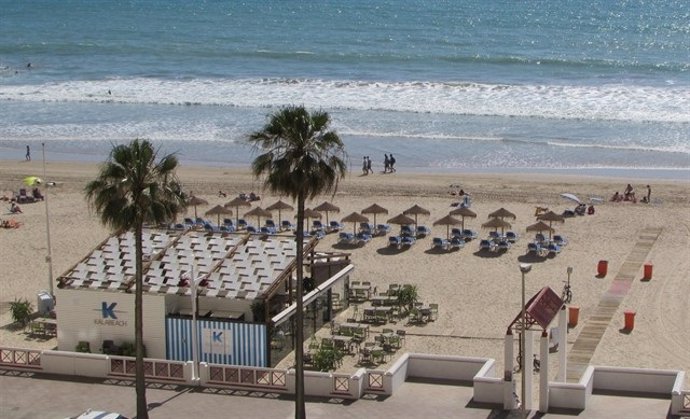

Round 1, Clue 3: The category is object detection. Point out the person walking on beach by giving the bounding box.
[384,154,390,173]
[389,154,396,172]
[25,145,31,161]
[366,156,373,174]
[362,156,368,175]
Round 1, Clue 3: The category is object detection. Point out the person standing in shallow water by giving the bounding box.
[366,156,373,174]
[389,154,396,172]
[25,145,31,161]
[384,154,390,173]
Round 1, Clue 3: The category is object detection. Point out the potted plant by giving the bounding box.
[10,298,33,328]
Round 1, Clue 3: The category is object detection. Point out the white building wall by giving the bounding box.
[56,288,166,358]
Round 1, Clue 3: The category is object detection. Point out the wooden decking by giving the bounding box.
[566,227,662,383]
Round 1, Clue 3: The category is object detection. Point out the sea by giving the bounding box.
[1,0,688,180]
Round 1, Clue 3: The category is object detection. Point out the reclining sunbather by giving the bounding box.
[10,202,22,213]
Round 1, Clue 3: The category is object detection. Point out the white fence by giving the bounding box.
[0,346,686,414]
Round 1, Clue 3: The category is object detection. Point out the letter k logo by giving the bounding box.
[212,331,223,343]
[102,302,117,319]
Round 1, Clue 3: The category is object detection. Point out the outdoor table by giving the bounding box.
[370,295,397,306]
[340,322,369,337]
[332,335,356,353]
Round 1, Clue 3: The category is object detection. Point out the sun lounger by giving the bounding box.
[356,232,372,244]
[184,217,194,227]
[339,232,356,244]
[281,220,294,231]
[329,220,344,232]
[547,243,561,255]
[416,225,432,238]
[505,231,519,243]
[552,234,568,247]
[359,222,374,235]
[237,219,248,229]
[401,235,416,246]
[400,225,414,237]
[246,225,258,233]
[497,240,511,251]
[388,236,401,248]
[451,228,463,238]
[527,242,541,254]
[535,233,546,243]
[376,223,391,236]
[432,237,449,250]
[480,239,496,251]
[260,226,276,235]
[204,222,221,233]
[462,229,478,240]
[450,236,465,249]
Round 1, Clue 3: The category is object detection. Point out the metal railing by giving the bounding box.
[207,364,287,391]
[108,357,185,383]
[0,348,42,370]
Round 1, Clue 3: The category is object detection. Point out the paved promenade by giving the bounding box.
[0,371,673,419]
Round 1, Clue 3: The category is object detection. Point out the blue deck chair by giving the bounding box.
[497,240,511,251]
[260,226,276,235]
[450,236,465,249]
[506,231,519,243]
[552,235,568,247]
[312,220,325,232]
[204,222,220,233]
[400,225,414,237]
[376,224,391,236]
[547,242,561,255]
[432,237,449,250]
[246,225,258,234]
[329,220,344,232]
[339,232,355,244]
[480,239,496,251]
[281,219,295,231]
[313,229,326,240]
[462,229,478,240]
[401,235,416,246]
[527,242,541,254]
[416,225,432,238]
[184,217,195,227]
[356,232,372,244]
[237,219,248,230]
[359,222,374,235]
[388,236,401,248]
[451,228,463,238]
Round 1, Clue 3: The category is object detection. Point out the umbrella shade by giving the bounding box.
[314,201,340,224]
[449,207,477,230]
[433,214,463,239]
[481,217,512,233]
[488,207,516,220]
[560,193,581,204]
[296,208,322,232]
[526,221,554,233]
[244,207,272,226]
[403,204,431,228]
[388,213,415,225]
[341,212,369,234]
[535,210,564,238]
[23,176,42,186]
[225,197,251,225]
[361,203,388,226]
[266,200,294,225]
[188,195,209,219]
[205,205,232,226]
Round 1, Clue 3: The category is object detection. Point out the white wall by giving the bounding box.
[56,288,166,358]
[593,366,680,394]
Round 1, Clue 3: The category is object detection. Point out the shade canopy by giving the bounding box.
[244,207,272,226]
[266,200,294,225]
[488,207,516,220]
[387,213,415,225]
[403,204,431,228]
[205,204,232,226]
[341,212,369,234]
[297,208,322,232]
[526,221,554,233]
[481,217,512,233]
[433,214,463,239]
[314,201,340,223]
[535,210,564,238]
[361,203,388,226]
[187,195,209,218]
[224,197,251,225]
[560,193,581,204]
[449,207,477,230]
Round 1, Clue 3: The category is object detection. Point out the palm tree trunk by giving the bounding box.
[135,221,149,419]
[294,190,306,419]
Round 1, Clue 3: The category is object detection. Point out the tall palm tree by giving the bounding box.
[249,106,347,419]
[85,139,186,419]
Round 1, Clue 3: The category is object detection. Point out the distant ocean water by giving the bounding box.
[1,0,688,179]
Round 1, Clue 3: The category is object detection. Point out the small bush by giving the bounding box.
[75,341,91,353]
[10,298,33,326]
[312,346,344,372]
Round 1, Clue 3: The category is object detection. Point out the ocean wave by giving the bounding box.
[1,77,689,123]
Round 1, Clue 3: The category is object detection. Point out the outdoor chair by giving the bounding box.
[451,228,463,238]
[281,220,294,231]
[428,303,439,321]
[339,232,356,244]
[401,235,416,246]
[329,220,344,232]
[505,231,519,243]
[462,229,478,240]
[432,237,449,250]
[102,339,121,355]
[497,240,511,251]
[479,239,496,251]
[376,224,391,236]
[527,242,542,254]
[450,236,465,249]
[552,235,568,247]
[416,225,432,238]
[246,225,258,234]
[400,225,414,237]
[388,236,401,248]
[312,220,325,232]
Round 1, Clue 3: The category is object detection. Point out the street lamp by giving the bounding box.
[519,263,532,418]
[42,143,54,296]
[180,266,207,382]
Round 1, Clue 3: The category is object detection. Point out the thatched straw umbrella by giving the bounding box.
[341,212,369,234]
[224,197,251,226]
[188,195,208,219]
[449,207,477,230]
[314,201,340,224]
[481,217,512,234]
[433,214,463,239]
[244,207,272,227]
[488,207,516,220]
[403,204,431,228]
[266,199,294,226]
[361,203,388,226]
[205,204,232,226]
[536,210,565,238]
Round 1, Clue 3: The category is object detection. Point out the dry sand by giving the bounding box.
[1,160,689,387]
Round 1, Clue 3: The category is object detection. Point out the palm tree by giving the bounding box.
[248,106,347,419]
[85,139,186,419]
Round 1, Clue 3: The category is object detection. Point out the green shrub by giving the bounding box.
[119,342,146,357]
[75,341,91,353]
[312,346,344,372]
[10,298,33,326]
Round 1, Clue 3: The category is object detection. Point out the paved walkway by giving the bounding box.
[566,227,662,383]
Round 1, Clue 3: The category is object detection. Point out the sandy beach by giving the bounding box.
[1,160,689,387]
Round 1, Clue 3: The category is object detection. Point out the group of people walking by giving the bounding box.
[362,154,397,175]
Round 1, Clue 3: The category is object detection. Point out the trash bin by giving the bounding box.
[36,291,54,315]
[624,310,636,330]
[643,263,653,280]
[597,260,608,277]
[568,306,580,328]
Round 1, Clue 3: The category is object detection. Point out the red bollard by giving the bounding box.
[597,260,608,277]
[568,306,580,328]
[643,263,653,280]
[624,310,636,331]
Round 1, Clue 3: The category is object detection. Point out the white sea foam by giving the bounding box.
[1,77,689,123]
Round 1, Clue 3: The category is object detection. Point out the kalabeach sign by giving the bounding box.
[93,302,128,327]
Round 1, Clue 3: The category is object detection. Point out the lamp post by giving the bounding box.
[184,266,205,382]
[42,143,54,296]
[519,263,532,418]
[566,266,573,291]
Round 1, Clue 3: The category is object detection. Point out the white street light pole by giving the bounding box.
[187,266,205,382]
[519,263,532,418]
[42,143,54,296]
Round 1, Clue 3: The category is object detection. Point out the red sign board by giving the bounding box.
[526,287,563,329]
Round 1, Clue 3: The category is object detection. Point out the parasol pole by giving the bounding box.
[42,143,54,296]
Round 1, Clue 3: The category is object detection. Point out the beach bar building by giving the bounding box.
[54,229,353,367]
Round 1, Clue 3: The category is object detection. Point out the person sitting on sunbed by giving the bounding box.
[32,188,44,200]
[610,191,620,202]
